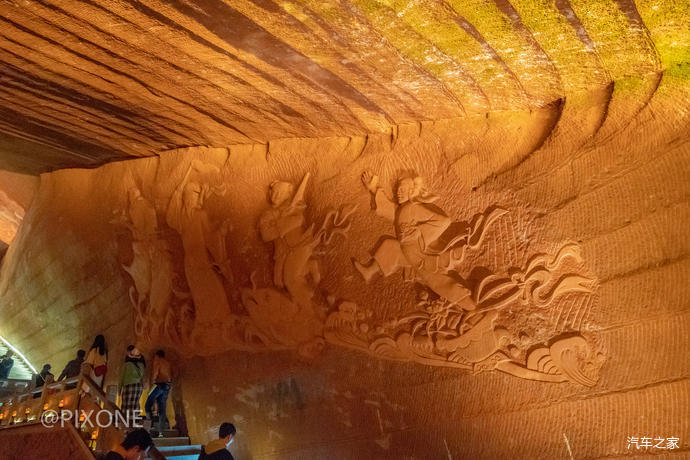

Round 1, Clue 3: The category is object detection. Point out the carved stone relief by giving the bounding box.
[327,243,604,386]
[114,163,605,386]
[241,172,357,357]
[326,172,604,386]
[115,184,176,343]
[165,161,233,347]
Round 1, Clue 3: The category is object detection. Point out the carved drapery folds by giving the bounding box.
[115,162,605,386]
[242,172,358,357]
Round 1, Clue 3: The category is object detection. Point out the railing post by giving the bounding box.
[73,374,84,433]
[38,380,49,412]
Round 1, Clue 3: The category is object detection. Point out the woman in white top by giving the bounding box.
[84,334,108,388]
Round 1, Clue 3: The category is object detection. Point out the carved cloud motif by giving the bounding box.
[115,164,605,385]
[327,172,605,386]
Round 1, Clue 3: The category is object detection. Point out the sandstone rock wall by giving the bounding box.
[0,165,134,383]
[0,0,686,173]
[0,171,38,247]
[0,73,687,457]
[0,0,688,457]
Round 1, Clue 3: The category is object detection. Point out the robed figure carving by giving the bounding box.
[166,161,231,344]
[354,171,506,311]
[243,173,357,357]
[258,174,321,307]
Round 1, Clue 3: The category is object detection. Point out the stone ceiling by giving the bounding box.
[0,0,687,174]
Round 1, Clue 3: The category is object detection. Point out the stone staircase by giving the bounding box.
[0,343,34,381]
[149,429,201,460]
[0,342,33,399]
[0,343,204,459]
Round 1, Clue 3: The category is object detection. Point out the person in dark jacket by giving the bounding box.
[0,350,14,380]
[35,364,54,387]
[57,349,86,381]
[33,364,54,398]
[199,423,236,460]
[103,428,153,460]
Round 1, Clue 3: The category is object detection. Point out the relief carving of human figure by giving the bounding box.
[120,187,174,340]
[258,174,321,307]
[242,173,356,356]
[166,160,232,342]
[353,171,506,311]
[121,186,158,312]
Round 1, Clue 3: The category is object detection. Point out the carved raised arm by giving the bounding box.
[361,170,380,194]
[361,171,395,221]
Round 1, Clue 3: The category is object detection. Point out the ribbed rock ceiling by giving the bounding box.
[0,0,687,173]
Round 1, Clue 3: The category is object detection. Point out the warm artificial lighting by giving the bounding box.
[24,408,30,414]
[0,334,38,374]
[91,429,99,440]
[58,399,64,408]
[43,404,49,410]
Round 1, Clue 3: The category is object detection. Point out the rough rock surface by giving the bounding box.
[0,170,38,246]
[0,0,688,459]
[0,79,687,456]
[0,0,686,172]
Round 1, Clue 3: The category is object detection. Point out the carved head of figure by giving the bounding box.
[182,181,204,210]
[337,301,358,323]
[127,186,142,204]
[269,181,295,207]
[396,177,416,203]
[396,176,431,204]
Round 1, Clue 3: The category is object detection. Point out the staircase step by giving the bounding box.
[152,429,181,437]
[0,344,34,381]
[154,436,191,447]
[148,445,201,459]
[159,456,199,460]
[148,454,200,460]
[157,444,201,454]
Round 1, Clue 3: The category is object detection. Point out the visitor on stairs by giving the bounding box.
[57,349,86,390]
[0,350,14,381]
[35,364,54,387]
[145,349,173,436]
[120,345,146,419]
[33,364,54,398]
[199,423,236,460]
[85,334,109,388]
[102,428,167,460]
[57,349,86,381]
